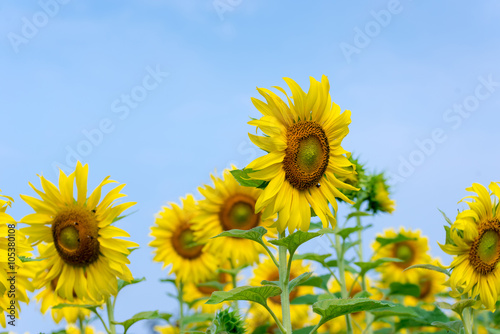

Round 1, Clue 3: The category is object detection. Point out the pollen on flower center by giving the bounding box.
[52,206,99,267]
[219,194,260,231]
[171,225,204,260]
[470,221,500,274]
[283,121,330,191]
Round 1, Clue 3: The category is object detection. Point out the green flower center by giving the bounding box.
[477,230,500,264]
[59,226,80,251]
[171,224,204,259]
[396,244,413,262]
[283,121,330,191]
[219,194,261,231]
[297,136,323,173]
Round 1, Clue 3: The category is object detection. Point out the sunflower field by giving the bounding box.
[2,2,500,334]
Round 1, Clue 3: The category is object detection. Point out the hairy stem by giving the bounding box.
[279,231,292,334]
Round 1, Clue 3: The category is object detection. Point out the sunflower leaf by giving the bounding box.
[269,230,328,255]
[213,226,268,246]
[197,281,226,291]
[354,257,403,276]
[18,256,45,262]
[450,299,477,316]
[112,311,172,334]
[290,294,320,305]
[313,298,393,327]
[230,169,268,189]
[297,274,330,291]
[403,264,450,276]
[206,285,282,307]
[292,326,316,334]
[345,211,372,222]
[288,271,313,291]
[117,277,146,293]
[375,233,417,247]
[293,253,331,265]
[431,321,463,334]
[438,209,453,226]
[370,303,420,320]
[181,313,214,326]
[395,307,448,331]
[336,226,365,239]
[388,282,420,297]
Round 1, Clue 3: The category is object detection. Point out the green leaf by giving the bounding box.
[113,210,138,223]
[355,258,403,276]
[118,277,146,293]
[181,313,213,326]
[344,240,361,252]
[289,272,313,291]
[18,255,45,262]
[388,282,420,297]
[217,265,248,276]
[395,307,448,330]
[450,299,477,316]
[297,274,330,291]
[346,211,372,222]
[206,285,282,307]
[324,259,357,274]
[370,304,420,320]
[487,328,500,334]
[112,311,172,334]
[375,233,417,247]
[230,169,268,188]
[313,298,393,327]
[353,290,371,298]
[259,280,279,287]
[213,226,268,245]
[269,230,327,255]
[292,326,316,334]
[290,294,320,305]
[293,253,331,265]
[197,281,226,291]
[336,226,364,239]
[431,321,463,334]
[309,221,323,230]
[403,264,450,276]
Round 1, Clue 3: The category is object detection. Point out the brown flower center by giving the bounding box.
[469,220,500,275]
[393,242,415,269]
[283,121,330,190]
[171,224,204,259]
[418,276,433,299]
[219,194,261,230]
[52,207,99,266]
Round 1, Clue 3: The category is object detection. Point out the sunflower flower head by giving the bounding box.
[192,168,275,266]
[245,76,357,233]
[0,192,36,328]
[439,182,500,310]
[366,173,395,214]
[336,155,367,203]
[150,195,219,284]
[20,162,138,303]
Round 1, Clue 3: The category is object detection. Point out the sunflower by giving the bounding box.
[192,168,275,266]
[439,182,500,310]
[366,174,395,214]
[0,192,35,328]
[154,325,180,334]
[372,227,431,284]
[20,162,137,302]
[245,76,357,233]
[249,257,312,327]
[183,271,232,314]
[150,195,219,284]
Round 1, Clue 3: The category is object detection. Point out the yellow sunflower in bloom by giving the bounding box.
[34,243,99,324]
[183,271,232,314]
[20,162,138,302]
[372,227,431,284]
[150,195,218,284]
[439,182,500,310]
[192,168,275,266]
[245,76,357,233]
[66,323,105,334]
[0,193,36,328]
[249,257,312,327]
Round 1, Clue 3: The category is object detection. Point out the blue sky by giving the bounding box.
[1,0,500,332]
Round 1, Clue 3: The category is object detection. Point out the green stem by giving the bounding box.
[308,322,321,334]
[261,242,280,268]
[279,231,292,334]
[78,317,85,333]
[461,307,473,334]
[230,260,240,313]
[264,304,287,334]
[94,310,110,334]
[356,213,373,334]
[106,297,116,334]
[178,282,185,331]
[333,232,353,334]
